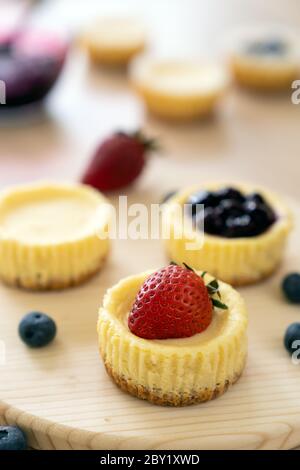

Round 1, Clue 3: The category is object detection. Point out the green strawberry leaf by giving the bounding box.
[212,298,228,310]
[183,262,195,272]
[206,285,218,295]
[208,279,219,289]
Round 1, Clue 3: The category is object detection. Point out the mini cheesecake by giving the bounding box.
[80,17,146,66]
[0,182,110,290]
[229,26,300,90]
[162,183,293,286]
[131,59,229,121]
[98,269,248,406]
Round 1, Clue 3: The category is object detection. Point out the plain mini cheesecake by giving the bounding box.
[98,265,248,406]
[80,17,146,66]
[131,58,229,121]
[0,182,110,290]
[162,183,293,286]
[229,26,300,90]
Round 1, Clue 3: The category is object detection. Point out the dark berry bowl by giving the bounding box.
[0,29,68,107]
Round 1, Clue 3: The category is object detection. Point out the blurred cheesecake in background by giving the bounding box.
[80,17,146,66]
[228,26,300,90]
[131,58,229,121]
[0,182,110,290]
[0,28,68,107]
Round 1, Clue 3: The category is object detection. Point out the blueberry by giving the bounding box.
[247,193,266,205]
[217,199,244,220]
[284,323,300,355]
[224,214,256,238]
[203,208,224,235]
[187,191,219,218]
[215,187,245,204]
[0,426,27,450]
[160,190,178,205]
[282,274,300,304]
[245,201,276,233]
[189,190,219,208]
[19,312,56,348]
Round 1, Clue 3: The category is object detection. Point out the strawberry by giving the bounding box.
[81,131,157,192]
[128,264,227,340]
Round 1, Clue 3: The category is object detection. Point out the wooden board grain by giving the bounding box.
[0,199,300,450]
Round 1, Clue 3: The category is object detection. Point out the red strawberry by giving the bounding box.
[82,131,157,192]
[128,264,214,340]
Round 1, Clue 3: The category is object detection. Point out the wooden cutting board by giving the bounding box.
[1,0,300,452]
[0,197,300,451]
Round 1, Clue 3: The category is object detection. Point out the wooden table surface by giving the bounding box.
[0,0,300,451]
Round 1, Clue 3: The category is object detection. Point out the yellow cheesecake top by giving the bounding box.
[131,59,229,97]
[0,182,109,245]
[99,270,248,354]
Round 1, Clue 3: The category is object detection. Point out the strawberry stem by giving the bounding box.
[132,130,160,152]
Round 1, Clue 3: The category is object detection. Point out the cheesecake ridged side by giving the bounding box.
[132,84,223,121]
[231,56,298,90]
[0,235,109,290]
[97,272,248,406]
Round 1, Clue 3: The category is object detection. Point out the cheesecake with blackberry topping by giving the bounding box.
[229,27,299,90]
[98,264,248,406]
[162,183,293,286]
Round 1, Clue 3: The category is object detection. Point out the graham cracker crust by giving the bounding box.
[0,256,107,292]
[104,361,245,407]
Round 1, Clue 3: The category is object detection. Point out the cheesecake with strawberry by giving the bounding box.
[98,264,248,406]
